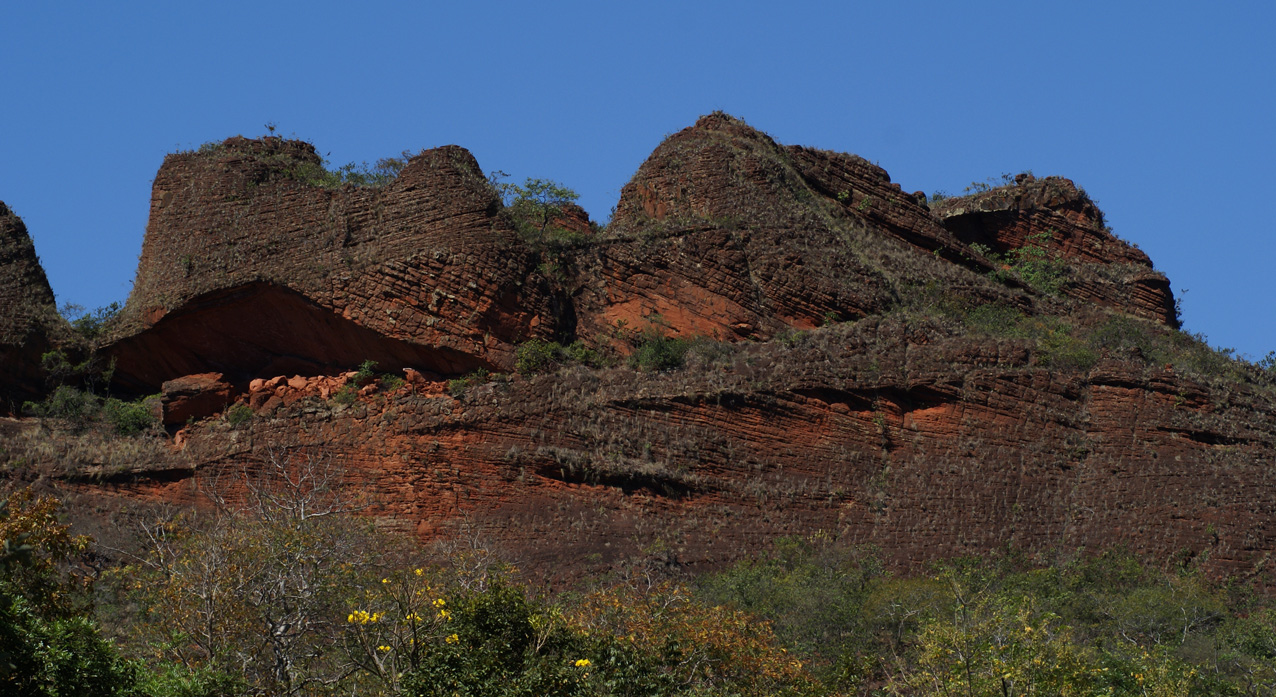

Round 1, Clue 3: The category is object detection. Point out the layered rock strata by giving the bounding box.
[107,137,559,393]
[0,202,65,413]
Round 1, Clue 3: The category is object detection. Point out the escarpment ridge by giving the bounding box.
[4,113,1273,586]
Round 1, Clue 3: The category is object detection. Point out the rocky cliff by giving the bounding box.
[5,114,1274,585]
[0,202,68,413]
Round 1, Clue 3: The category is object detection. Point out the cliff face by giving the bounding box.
[932,176,1177,326]
[0,202,65,413]
[7,114,1273,584]
[108,137,559,393]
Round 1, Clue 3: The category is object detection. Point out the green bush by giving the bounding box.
[629,330,692,372]
[60,302,123,341]
[24,388,158,435]
[330,385,358,407]
[24,385,101,424]
[224,403,253,428]
[101,396,159,436]
[447,368,493,398]
[515,339,603,374]
[353,359,379,385]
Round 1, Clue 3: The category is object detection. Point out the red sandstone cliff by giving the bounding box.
[0,202,70,413]
[4,114,1273,586]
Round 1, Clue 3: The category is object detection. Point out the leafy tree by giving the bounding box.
[0,490,139,697]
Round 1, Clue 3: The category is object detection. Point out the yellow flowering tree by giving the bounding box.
[342,567,455,694]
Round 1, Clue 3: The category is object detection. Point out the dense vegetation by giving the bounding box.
[3,479,1275,697]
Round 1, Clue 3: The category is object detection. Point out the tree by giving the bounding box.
[121,448,383,696]
[0,489,139,697]
[489,172,583,242]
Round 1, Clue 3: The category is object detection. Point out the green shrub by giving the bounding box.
[24,385,101,424]
[515,339,562,374]
[101,396,159,436]
[137,664,247,697]
[282,154,408,189]
[515,339,603,374]
[353,359,379,385]
[447,368,493,398]
[629,330,692,372]
[330,385,358,407]
[224,403,253,427]
[964,304,1027,337]
[60,302,124,341]
[25,388,158,435]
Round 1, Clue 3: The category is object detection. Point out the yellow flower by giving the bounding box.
[414,568,423,576]
[381,578,390,584]
[574,659,591,668]
[439,609,452,620]
[433,598,446,608]
[445,633,459,644]
[377,645,391,652]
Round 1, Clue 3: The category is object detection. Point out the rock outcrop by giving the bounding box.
[8,114,1271,587]
[0,202,65,413]
[932,176,1177,325]
[107,137,560,394]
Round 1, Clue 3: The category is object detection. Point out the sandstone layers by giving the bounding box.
[5,114,1273,584]
[0,201,67,412]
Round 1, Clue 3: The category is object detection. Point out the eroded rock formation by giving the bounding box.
[6,114,1273,586]
[108,137,559,394]
[0,202,67,413]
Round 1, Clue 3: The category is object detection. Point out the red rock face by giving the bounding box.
[108,137,559,393]
[160,372,233,425]
[101,317,1276,586]
[571,113,1006,347]
[24,114,1266,586]
[931,177,1177,326]
[0,202,65,413]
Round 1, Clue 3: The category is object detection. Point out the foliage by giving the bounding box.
[23,387,159,435]
[514,339,604,375]
[115,449,378,697]
[330,385,358,407]
[568,578,820,696]
[353,359,379,385]
[696,534,883,678]
[223,403,253,428]
[281,154,409,189]
[0,489,138,697]
[490,173,589,249]
[628,328,693,373]
[698,539,1276,696]
[60,301,124,341]
[979,231,1068,295]
[447,368,495,398]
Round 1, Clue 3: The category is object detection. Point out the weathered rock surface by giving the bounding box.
[0,202,65,413]
[107,137,559,393]
[572,113,1011,346]
[93,317,1276,586]
[932,177,1177,325]
[8,114,1270,587]
[160,372,234,426]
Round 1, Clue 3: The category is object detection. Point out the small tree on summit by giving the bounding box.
[489,171,580,238]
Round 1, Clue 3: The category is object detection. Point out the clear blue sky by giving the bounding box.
[3,2,1272,360]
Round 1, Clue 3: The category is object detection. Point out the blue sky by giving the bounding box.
[2,2,1272,360]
